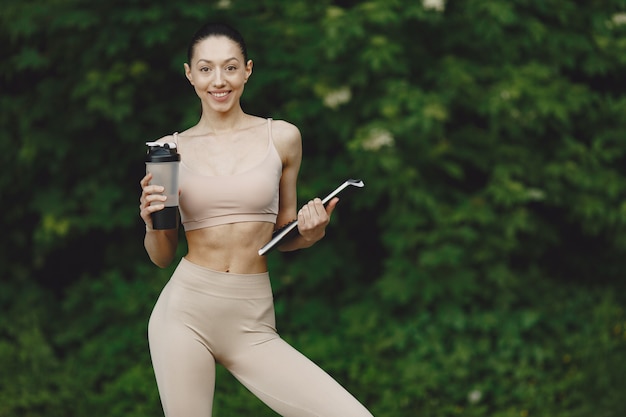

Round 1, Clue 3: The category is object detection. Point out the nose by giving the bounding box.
[213,69,226,87]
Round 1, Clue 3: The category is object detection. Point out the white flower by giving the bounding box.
[612,13,626,26]
[526,188,546,201]
[323,86,352,109]
[216,0,231,9]
[423,0,445,12]
[467,389,482,404]
[362,128,394,151]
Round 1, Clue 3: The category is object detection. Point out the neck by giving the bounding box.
[196,106,249,134]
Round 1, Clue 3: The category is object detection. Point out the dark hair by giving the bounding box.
[187,22,248,63]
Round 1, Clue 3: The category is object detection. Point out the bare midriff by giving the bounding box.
[184,222,275,274]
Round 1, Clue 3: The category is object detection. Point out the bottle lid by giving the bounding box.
[145,142,181,162]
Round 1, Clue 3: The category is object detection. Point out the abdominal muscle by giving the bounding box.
[184,221,276,274]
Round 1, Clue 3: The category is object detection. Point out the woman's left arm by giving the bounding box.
[272,120,338,252]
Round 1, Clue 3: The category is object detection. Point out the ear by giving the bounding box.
[184,63,193,85]
[244,59,253,83]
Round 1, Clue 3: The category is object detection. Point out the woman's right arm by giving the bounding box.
[140,172,178,268]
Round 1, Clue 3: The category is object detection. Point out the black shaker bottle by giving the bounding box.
[145,142,181,229]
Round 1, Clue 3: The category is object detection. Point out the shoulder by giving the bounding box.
[270,119,301,155]
[152,134,178,144]
[270,120,301,164]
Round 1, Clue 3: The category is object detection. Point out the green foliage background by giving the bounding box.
[2,0,626,416]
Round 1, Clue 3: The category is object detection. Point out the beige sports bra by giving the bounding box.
[175,118,282,231]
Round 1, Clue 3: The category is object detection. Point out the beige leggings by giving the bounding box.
[148,258,373,417]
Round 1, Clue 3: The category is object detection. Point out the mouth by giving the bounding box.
[211,91,230,99]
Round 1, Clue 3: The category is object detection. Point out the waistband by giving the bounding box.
[170,257,273,300]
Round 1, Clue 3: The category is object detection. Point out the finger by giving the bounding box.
[140,203,165,219]
[142,185,165,196]
[298,206,307,224]
[305,199,330,225]
[140,191,166,203]
[140,172,153,187]
[309,198,324,217]
[147,203,165,212]
[300,199,322,219]
[140,195,167,214]
[148,194,167,204]
[324,197,339,217]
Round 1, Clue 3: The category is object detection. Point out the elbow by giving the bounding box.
[154,260,172,269]
[144,232,178,268]
[149,253,175,269]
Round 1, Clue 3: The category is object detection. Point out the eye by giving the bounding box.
[226,65,237,71]
[199,66,212,72]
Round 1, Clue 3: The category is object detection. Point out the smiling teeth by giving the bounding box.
[213,92,228,97]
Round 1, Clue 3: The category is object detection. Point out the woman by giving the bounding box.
[139,22,373,417]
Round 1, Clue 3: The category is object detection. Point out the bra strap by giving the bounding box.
[268,118,274,138]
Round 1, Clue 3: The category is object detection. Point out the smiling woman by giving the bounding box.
[184,36,252,112]
[138,22,373,417]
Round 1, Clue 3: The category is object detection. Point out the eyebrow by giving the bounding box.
[196,57,240,65]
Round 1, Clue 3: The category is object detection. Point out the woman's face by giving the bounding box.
[184,36,253,113]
